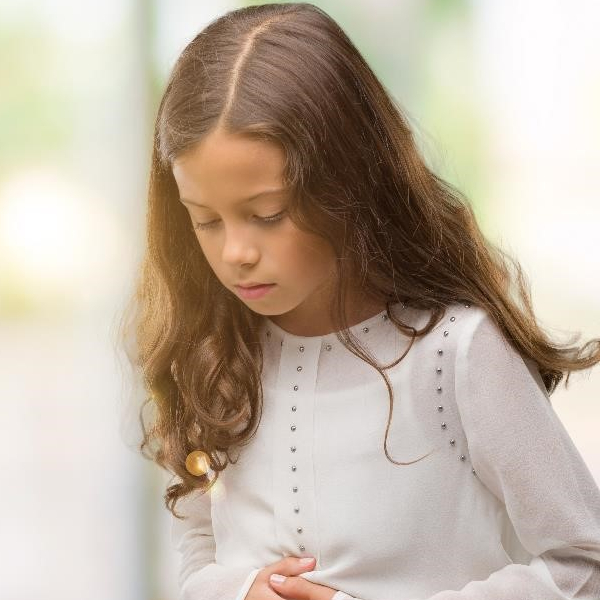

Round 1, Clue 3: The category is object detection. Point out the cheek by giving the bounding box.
[278,228,336,279]
[194,237,222,274]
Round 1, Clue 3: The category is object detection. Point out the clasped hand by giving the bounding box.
[246,555,342,600]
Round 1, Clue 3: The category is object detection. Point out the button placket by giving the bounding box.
[271,332,321,557]
[290,344,306,550]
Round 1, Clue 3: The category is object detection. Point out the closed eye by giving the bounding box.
[193,210,287,231]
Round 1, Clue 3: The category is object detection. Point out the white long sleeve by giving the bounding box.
[167,301,600,600]
[348,309,600,600]
[170,482,261,600]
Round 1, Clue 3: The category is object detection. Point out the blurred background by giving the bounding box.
[1,0,599,599]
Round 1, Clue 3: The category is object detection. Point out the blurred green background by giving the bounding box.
[1,1,598,599]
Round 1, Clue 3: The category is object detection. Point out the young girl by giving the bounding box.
[119,3,600,600]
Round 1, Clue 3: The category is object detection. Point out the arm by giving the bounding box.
[170,481,260,600]
[346,309,600,600]
[417,309,600,599]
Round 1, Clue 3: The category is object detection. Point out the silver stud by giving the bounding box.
[438,349,443,355]
[382,314,388,320]
[465,303,470,308]
[437,386,442,392]
[437,405,443,412]
[291,425,296,431]
[362,326,369,333]
[292,486,298,492]
[472,468,476,474]
[297,366,302,372]
[450,316,456,322]
[291,465,297,471]
[450,439,455,445]
[299,544,305,551]
[299,345,304,352]
[443,330,449,337]
[441,422,447,429]
[291,406,297,411]
[297,527,303,533]
[294,506,300,513]
[459,454,466,461]
[293,385,298,391]
[325,343,332,351]
[436,366,442,373]
[290,446,296,452]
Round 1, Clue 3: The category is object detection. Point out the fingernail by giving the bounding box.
[299,557,315,564]
[270,573,286,583]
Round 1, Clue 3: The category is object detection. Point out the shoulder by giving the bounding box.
[435,302,524,370]
[410,300,490,358]
[449,303,551,439]
[416,300,548,402]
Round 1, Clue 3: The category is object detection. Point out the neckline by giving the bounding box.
[262,300,405,346]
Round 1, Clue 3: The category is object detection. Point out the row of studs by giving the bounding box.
[265,302,424,551]
[290,343,311,550]
[286,306,405,550]
[264,328,310,550]
[437,303,477,476]
[269,305,403,551]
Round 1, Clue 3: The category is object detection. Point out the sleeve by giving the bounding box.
[170,482,261,600]
[344,309,600,600]
[422,309,600,600]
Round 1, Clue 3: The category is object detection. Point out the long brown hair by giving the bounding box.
[117,2,600,519]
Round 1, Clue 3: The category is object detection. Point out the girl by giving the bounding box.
[119,3,600,600]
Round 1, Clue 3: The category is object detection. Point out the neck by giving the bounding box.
[266,289,388,337]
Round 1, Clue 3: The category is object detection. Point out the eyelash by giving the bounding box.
[193,210,287,231]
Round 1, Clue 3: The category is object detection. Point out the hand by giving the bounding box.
[246,555,321,600]
[268,569,342,600]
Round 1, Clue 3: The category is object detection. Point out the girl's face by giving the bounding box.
[171,127,338,333]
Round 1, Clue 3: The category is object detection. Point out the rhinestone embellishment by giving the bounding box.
[433,306,477,479]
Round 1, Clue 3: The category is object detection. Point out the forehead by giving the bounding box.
[172,129,286,203]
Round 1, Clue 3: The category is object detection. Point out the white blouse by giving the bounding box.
[171,301,600,600]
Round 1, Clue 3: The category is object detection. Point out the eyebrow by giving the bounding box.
[179,187,287,208]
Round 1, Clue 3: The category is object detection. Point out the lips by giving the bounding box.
[235,283,276,300]
[236,282,272,289]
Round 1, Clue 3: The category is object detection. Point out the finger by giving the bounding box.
[269,574,304,600]
[271,555,316,577]
[269,573,331,600]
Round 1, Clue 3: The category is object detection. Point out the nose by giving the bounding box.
[220,223,260,267]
